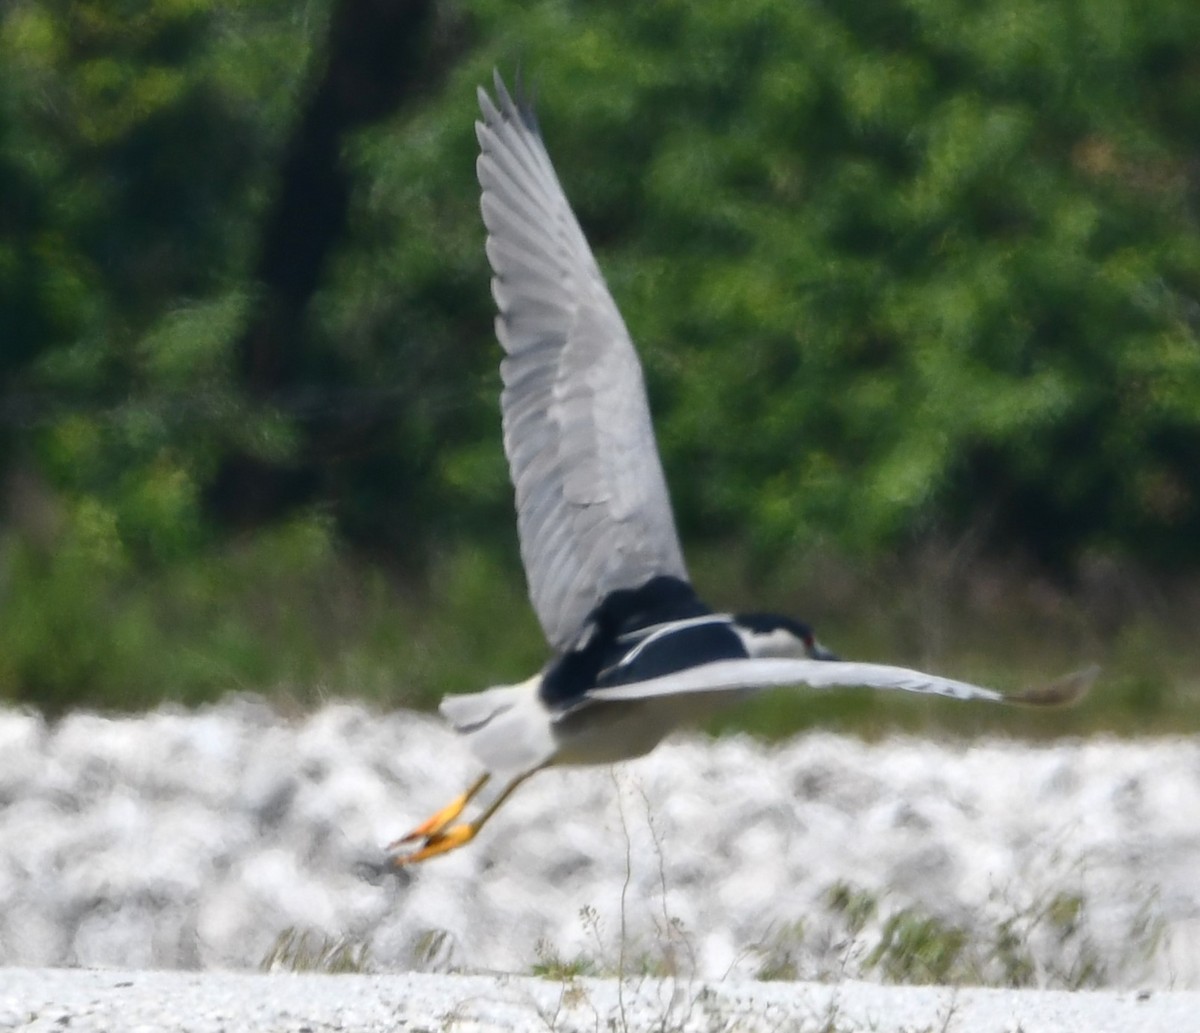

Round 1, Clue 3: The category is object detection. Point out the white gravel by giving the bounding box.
[0,698,1198,991]
[2,966,1199,1033]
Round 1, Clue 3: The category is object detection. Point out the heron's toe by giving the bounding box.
[389,823,477,866]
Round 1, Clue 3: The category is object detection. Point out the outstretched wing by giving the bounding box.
[477,73,689,653]
[575,659,1098,709]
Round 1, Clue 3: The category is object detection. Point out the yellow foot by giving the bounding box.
[386,773,489,853]
[390,823,478,866]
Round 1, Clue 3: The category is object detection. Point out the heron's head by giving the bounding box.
[733,613,840,661]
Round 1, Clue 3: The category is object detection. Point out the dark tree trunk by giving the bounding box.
[212,0,443,527]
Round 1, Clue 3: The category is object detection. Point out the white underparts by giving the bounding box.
[733,625,811,659]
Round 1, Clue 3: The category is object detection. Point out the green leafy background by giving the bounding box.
[2,0,1197,733]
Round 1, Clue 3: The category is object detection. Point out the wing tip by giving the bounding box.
[481,68,540,134]
[1006,664,1099,707]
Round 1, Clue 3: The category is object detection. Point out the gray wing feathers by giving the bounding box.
[578,658,1096,709]
[478,73,688,652]
[578,659,1012,706]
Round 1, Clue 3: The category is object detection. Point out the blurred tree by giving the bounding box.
[216,0,448,530]
[0,0,333,703]
[1,0,319,561]
[428,0,1200,568]
[2,0,1200,706]
[6,0,1197,571]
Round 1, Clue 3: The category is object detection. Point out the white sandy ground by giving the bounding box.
[0,698,1198,1002]
[2,966,1199,1033]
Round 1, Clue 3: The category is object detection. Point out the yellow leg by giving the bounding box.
[389,766,546,866]
[387,772,490,849]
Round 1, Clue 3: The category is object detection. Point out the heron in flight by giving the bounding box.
[388,74,1094,865]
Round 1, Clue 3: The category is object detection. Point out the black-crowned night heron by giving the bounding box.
[388,74,1095,865]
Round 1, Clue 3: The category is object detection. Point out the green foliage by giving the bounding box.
[0,516,551,713]
[0,513,334,710]
[866,909,970,985]
[2,0,1200,707]
[532,939,598,981]
[1,0,322,570]
[522,871,1161,990]
[261,927,372,974]
[304,0,1200,565]
[743,878,1158,988]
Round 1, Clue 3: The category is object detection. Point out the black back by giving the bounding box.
[539,575,745,708]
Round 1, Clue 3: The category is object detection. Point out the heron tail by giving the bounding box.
[439,674,557,775]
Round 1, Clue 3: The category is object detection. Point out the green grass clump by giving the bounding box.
[532,940,599,981]
[0,518,542,715]
[261,927,372,974]
[744,878,1164,989]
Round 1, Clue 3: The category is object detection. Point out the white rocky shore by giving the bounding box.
[0,698,1197,991]
[3,967,1198,1033]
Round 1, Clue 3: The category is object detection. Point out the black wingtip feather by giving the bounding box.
[1006,664,1099,707]
[490,67,540,134]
